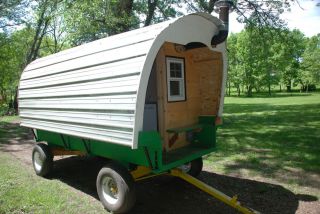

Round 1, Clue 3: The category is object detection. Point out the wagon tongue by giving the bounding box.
[169,168,261,214]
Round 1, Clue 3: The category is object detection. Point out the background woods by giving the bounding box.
[0,0,319,115]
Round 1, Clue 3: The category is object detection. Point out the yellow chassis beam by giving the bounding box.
[131,167,259,214]
[51,147,86,156]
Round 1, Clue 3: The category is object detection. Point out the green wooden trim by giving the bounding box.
[153,146,215,173]
[198,115,216,124]
[36,130,155,167]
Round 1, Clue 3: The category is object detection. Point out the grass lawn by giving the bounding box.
[0,152,107,214]
[206,92,320,198]
[0,92,319,213]
[0,116,106,214]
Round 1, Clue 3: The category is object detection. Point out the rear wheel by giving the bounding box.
[96,161,136,214]
[32,143,53,177]
[179,157,203,177]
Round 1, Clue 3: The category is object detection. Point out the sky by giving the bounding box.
[229,0,320,37]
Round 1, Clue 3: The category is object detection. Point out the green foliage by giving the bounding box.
[63,0,140,45]
[185,0,291,28]
[299,34,320,90]
[0,0,316,108]
[278,29,306,91]
[227,27,314,96]
[228,27,279,96]
[135,0,183,26]
[0,0,30,31]
[0,27,35,114]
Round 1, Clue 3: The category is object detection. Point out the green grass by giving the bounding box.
[0,115,19,123]
[0,93,319,212]
[205,92,320,197]
[0,152,106,214]
[0,116,106,213]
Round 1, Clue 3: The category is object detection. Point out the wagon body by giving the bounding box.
[17,3,260,213]
[18,12,227,173]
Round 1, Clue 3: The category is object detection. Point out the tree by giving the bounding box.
[279,29,305,92]
[26,0,64,64]
[227,33,242,96]
[42,1,69,54]
[135,0,182,26]
[299,34,320,91]
[230,27,274,96]
[0,28,34,111]
[184,0,292,28]
[0,0,30,31]
[63,0,139,45]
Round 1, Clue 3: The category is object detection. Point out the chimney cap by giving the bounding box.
[214,0,234,13]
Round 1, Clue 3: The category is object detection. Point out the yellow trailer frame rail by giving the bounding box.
[131,167,260,214]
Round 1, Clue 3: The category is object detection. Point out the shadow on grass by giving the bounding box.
[0,121,34,153]
[49,156,318,214]
[210,102,320,189]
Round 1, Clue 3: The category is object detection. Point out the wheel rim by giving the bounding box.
[33,151,43,171]
[178,162,192,173]
[101,176,119,205]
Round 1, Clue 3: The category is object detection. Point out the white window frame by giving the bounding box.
[166,57,186,102]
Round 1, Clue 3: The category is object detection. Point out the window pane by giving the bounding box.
[170,81,180,96]
[175,62,181,71]
[175,69,182,78]
[170,63,175,71]
[170,69,175,77]
[170,62,182,78]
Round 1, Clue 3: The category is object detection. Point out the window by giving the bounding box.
[166,57,186,102]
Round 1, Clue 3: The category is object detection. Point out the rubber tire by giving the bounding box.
[32,143,53,177]
[96,161,136,214]
[187,157,203,177]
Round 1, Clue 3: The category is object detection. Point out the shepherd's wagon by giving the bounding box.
[18,1,258,213]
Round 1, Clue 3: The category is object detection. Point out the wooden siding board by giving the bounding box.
[156,43,223,151]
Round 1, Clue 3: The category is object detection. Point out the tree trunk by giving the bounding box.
[286,79,291,92]
[0,89,7,104]
[116,0,134,32]
[26,0,49,64]
[247,85,253,97]
[144,0,158,26]
[279,84,282,92]
[237,86,240,96]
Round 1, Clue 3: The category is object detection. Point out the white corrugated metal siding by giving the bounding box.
[18,13,226,149]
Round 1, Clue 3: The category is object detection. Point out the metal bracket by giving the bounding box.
[143,147,153,169]
[82,139,91,154]
[31,129,38,141]
[60,134,70,149]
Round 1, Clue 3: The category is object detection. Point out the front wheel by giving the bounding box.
[32,143,53,177]
[96,161,136,214]
[179,157,203,177]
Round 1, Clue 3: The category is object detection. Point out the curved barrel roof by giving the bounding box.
[18,13,227,149]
